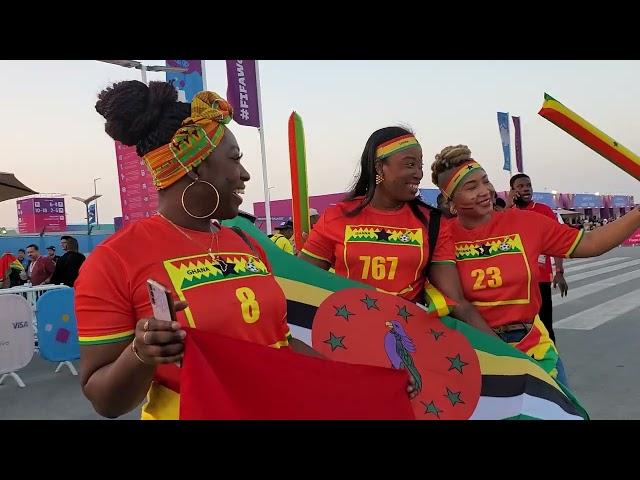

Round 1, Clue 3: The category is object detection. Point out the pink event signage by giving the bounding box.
[115,142,158,225]
[17,197,66,234]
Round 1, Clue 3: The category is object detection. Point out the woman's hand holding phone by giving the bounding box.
[132,279,189,365]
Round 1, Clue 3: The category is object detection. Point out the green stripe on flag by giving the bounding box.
[292,112,310,234]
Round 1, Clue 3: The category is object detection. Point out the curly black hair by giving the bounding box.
[95,80,190,157]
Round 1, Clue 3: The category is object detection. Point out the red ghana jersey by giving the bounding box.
[450,209,583,328]
[302,198,455,301]
[74,215,289,419]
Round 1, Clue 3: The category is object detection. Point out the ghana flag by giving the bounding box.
[539,93,640,181]
[1,253,24,276]
[223,216,588,420]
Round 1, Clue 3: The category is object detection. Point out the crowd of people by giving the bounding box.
[71,80,640,419]
[571,215,623,231]
[0,235,85,288]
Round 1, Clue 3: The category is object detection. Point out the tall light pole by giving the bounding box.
[72,194,102,235]
[97,60,187,85]
[93,177,101,228]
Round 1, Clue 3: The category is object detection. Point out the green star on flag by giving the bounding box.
[360,294,380,310]
[444,387,465,406]
[429,328,445,341]
[334,305,355,320]
[421,400,443,419]
[323,332,347,352]
[446,353,469,374]
[396,305,413,322]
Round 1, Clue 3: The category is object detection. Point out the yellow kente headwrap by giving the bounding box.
[143,91,234,190]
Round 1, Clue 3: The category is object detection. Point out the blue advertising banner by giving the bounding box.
[532,192,556,208]
[497,112,511,172]
[165,60,204,102]
[36,288,80,362]
[573,194,603,208]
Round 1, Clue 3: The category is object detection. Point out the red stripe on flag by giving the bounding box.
[516,324,542,353]
[179,328,415,420]
[539,107,640,180]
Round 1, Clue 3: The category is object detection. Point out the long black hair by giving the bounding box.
[61,235,79,252]
[345,126,432,216]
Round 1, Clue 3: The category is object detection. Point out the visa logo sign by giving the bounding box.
[12,321,29,329]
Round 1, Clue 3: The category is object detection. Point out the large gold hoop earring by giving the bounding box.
[181,177,220,219]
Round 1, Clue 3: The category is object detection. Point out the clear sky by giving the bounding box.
[1,60,638,228]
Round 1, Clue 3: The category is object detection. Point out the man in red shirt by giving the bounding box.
[26,244,56,286]
[510,174,568,343]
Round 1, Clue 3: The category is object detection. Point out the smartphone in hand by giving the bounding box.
[511,190,527,207]
[147,279,183,367]
[147,279,177,322]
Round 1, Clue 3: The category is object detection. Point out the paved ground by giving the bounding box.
[552,247,640,419]
[0,356,140,420]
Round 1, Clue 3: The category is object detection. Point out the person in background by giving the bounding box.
[26,244,56,285]
[297,208,322,253]
[309,208,320,227]
[269,220,295,254]
[510,173,568,343]
[494,197,507,212]
[17,249,30,270]
[47,246,60,264]
[51,235,86,287]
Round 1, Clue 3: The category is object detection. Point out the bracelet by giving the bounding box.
[131,338,151,365]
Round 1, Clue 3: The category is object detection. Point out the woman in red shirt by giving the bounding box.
[430,144,640,382]
[300,127,494,336]
[75,81,319,419]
